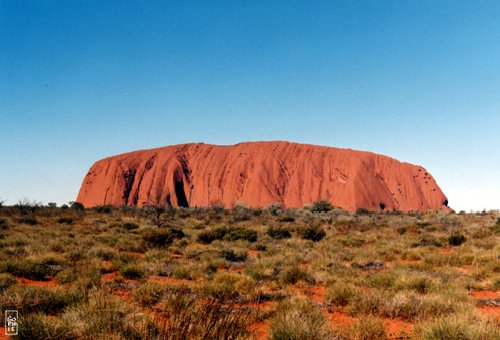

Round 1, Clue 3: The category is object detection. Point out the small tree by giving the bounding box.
[69,201,85,211]
[143,204,176,227]
[311,200,333,213]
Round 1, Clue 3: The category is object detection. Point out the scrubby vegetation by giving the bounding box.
[0,203,498,339]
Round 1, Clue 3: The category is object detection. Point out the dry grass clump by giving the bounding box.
[326,281,361,306]
[414,314,500,340]
[269,297,335,340]
[155,285,254,339]
[346,315,387,340]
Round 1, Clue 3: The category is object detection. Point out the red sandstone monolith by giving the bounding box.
[77,141,448,211]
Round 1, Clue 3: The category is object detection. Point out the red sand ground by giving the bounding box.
[309,285,326,303]
[0,327,8,340]
[102,272,119,282]
[438,248,455,255]
[250,320,269,340]
[477,306,500,319]
[147,276,192,285]
[472,290,500,319]
[327,310,357,327]
[247,249,262,256]
[77,141,448,211]
[471,290,500,299]
[16,277,57,287]
[385,318,414,339]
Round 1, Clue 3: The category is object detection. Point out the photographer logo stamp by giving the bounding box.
[5,310,18,336]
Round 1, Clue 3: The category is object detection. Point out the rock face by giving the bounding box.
[77,141,448,211]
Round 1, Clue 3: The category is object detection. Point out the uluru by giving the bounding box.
[77,141,448,211]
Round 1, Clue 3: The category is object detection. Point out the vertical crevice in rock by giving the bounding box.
[174,168,189,207]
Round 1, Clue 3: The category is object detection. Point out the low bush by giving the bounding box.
[142,228,184,248]
[267,226,292,239]
[297,225,326,241]
[224,227,257,242]
[18,216,38,225]
[57,217,73,224]
[311,200,333,213]
[355,207,371,215]
[415,237,442,247]
[120,264,144,279]
[220,249,248,262]
[94,205,113,214]
[448,233,466,246]
[198,226,257,244]
[122,222,139,230]
[278,216,295,222]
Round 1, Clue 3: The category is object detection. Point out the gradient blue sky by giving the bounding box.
[1,1,499,211]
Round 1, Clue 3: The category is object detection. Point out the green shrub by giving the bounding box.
[220,249,248,262]
[267,226,292,239]
[95,205,113,213]
[297,225,326,241]
[120,264,144,279]
[448,233,466,246]
[224,227,257,242]
[355,207,371,215]
[57,217,73,224]
[311,200,333,213]
[198,226,257,244]
[278,216,295,222]
[415,237,442,247]
[122,222,139,230]
[142,228,184,248]
[70,201,85,210]
[18,216,38,225]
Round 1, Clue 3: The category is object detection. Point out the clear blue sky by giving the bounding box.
[1,1,499,211]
